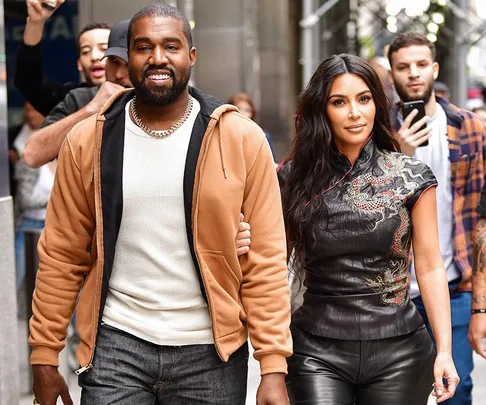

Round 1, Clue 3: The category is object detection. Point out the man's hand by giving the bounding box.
[256,373,289,405]
[396,109,431,156]
[32,365,73,405]
[26,0,64,24]
[236,213,251,256]
[86,82,125,114]
[469,315,486,358]
[24,0,65,46]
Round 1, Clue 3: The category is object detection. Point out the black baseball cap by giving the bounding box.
[102,20,129,63]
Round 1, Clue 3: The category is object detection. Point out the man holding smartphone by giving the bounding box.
[388,32,486,405]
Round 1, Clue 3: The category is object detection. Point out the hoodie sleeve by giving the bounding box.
[239,135,292,375]
[29,130,96,366]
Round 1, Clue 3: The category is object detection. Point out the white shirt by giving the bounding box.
[102,98,214,345]
[409,102,461,298]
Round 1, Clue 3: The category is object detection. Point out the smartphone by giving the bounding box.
[41,0,57,10]
[402,100,428,147]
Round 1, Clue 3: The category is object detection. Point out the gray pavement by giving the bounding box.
[18,319,486,404]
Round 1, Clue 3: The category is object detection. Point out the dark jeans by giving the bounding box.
[286,323,435,405]
[412,280,473,405]
[79,323,249,405]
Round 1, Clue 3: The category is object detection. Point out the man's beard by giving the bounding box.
[130,66,191,106]
[394,78,434,104]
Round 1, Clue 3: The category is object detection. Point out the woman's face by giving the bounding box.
[326,73,376,153]
[235,100,254,119]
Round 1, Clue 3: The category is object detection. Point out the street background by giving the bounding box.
[3,0,486,403]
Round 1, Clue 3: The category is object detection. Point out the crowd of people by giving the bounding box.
[8,1,486,405]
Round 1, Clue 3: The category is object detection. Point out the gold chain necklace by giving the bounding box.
[130,95,194,139]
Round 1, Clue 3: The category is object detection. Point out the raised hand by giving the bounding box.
[26,0,65,24]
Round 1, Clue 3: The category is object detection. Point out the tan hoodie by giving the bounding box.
[29,87,292,376]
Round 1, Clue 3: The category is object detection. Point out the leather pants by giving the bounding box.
[286,323,435,405]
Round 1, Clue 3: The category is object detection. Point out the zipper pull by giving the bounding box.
[75,363,93,375]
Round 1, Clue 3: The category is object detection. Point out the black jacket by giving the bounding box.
[14,42,89,116]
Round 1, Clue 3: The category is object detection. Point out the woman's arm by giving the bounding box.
[411,187,459,402]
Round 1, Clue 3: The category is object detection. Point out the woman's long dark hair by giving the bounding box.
[282,53,399,274]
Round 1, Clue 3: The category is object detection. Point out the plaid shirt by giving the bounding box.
[391,97,486,291]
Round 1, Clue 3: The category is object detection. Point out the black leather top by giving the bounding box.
[283,139,437,340]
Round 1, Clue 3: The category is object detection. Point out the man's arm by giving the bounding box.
[29,120,95,404]
[469,216,486,358]
[15,0,81,116]
[23,82,123,168]
[238,129,291,404]
[23,98,94,167]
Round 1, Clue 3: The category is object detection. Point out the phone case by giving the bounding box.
[41,0,57,10]
[402,102,428,147]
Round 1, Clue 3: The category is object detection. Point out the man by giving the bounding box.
[29,4,291,405]
[23,19,131,168]
[15,0,111,116]
[8,102,47,291]
[388,31,486,405]
[469,188,486,359]
[8,102,44,199]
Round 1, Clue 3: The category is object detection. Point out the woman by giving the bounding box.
[227,92,275,159]
[279,54,459,404]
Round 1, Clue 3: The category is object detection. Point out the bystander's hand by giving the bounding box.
[86,81,125,115]
[32,365,73,405]
[469,314,486,359]
[24,0,65,46]
[26,0,64,24]
[396,109,431,156]
[256,373,289,405]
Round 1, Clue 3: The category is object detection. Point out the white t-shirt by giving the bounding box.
[409,102,461,298]
[102,97,214,345]
[24,164,56,220]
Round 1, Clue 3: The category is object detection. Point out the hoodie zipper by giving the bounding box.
[78,104,231,371]
[77,118,105,375]
[75,363,93,375]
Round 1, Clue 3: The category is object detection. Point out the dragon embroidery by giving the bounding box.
[343,151,427,306]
